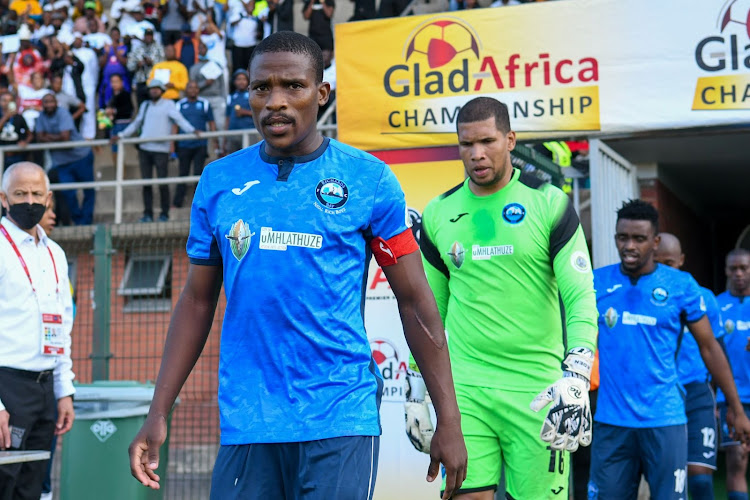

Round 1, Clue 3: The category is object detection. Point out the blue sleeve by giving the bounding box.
[206,102,215,122]
[186,175,221,266]
[369,164,410,240]
[682,274,707,323]
[34,115,48,133]
[704,290,725,339]
[226,95,232,116]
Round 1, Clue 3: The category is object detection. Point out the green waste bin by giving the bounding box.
[60,381,174,500]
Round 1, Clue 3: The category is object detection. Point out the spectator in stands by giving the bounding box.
[70,32,98,139]
[104,73,133,166]
[490,0,520,6]
[148,44,189,100]
[378,0,407,17]
[9,0,41,17]
[303,0,334,54]
[185,0,210,32]
[34,7,56,40]
[72,0,104,33]
[11,25,49,88]
[50,73,85,126]
[111,79,196,222]
[199,17,228,75]
[189,41,225,134]
[49,44,86,129]
[159,0,188,45]
[126,4,158,49]
[228,0,260,74]
[212,0,228,28]
[0,91,31,166]
[348,0,375,21]
[175,23,200,70]
[53,0,75,34]
[17,71,50,132]
[127,27,164,103]
[224,68,252,155]
[35,93,95,225]
[98,27,131,109]
[172,80,216,208]
[110,0,138,36]
[39,192,57,235]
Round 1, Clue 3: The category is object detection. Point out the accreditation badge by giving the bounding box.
[41,312,65,356]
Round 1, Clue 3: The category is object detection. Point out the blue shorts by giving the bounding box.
[588,422,687,500]
[718,402,750,448]
[210,436,379,500]
[684,382,718,469]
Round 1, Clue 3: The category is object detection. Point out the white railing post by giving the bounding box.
[115,138,125,224]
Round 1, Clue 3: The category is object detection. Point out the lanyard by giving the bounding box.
[0,224,59,295]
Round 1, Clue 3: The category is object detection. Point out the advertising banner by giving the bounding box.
[336,0,750,151]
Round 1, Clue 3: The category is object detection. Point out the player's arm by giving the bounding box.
[383,251,467,500]
[531,194,598,451]
[128,263,223,489]
[419,207,450,322]
[690,315,750,444]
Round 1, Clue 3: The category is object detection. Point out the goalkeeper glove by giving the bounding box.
[530,347,593,452]
[404,368,434,454]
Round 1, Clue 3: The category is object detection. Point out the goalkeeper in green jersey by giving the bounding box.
[405,97,598,499]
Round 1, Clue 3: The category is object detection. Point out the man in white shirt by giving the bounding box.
[0,162,75,500]
[70,32,99,139]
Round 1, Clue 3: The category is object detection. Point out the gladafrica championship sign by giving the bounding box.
[336,0,750,151]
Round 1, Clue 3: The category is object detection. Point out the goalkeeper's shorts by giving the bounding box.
[441,383,569,499]
[210,436,379,500]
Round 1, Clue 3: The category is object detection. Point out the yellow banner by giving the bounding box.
[692,73,750,110]
[336,10,602,151]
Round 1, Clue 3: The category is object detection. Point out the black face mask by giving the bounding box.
[8,202,46,230]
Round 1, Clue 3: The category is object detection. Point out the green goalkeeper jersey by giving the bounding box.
[420,168,597,391]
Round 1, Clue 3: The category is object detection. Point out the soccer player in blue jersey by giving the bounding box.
[126,31,467,500]
[589,200,750,500]
[655,233,726,500]
[716,248,750,500]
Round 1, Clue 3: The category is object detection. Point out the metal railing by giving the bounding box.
[0,125,338,223]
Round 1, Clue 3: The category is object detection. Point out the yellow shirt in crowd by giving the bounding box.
[148,61,189,101]
[10,0,42,15]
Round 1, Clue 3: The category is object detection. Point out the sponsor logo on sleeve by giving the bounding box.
[570,251,590,273]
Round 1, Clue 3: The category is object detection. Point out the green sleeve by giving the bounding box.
[419,203,450,323]
[548,193,598,353]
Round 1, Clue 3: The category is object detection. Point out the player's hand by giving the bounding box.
[727,405,750,446]
[530,348,594,452]
[128,414,167,489]
[404,368,434,453]
[0,410,10,449]
[55,396,75,435]
[427,416,467,500]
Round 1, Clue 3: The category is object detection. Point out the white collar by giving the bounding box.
[1,216,48,246]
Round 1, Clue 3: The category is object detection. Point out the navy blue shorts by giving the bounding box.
[588,422,687,500]
[718,402,750,448]
[210,436,379,500]
[684,382,718,469]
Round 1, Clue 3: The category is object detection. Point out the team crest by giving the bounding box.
[502,203,526,224]
[225,219,255,261]
[651,287,669,304]
[604,307,619,328]
[447,241,465,269]
[725,319,735,334]
[571,251,590,273]
[315,178,349,209]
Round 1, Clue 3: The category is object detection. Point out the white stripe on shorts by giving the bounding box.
[366,436,375,500]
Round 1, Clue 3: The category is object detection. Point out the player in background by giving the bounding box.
[590,200,750,500]
[716,248,750,500]
[655,232,725,500]
[127,31,467,500]
[406,96,598,499]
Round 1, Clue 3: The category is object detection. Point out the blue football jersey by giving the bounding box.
[715,292,750,403]
[187,138,412,444]
[594,263,706,428]
[676,287,725,386]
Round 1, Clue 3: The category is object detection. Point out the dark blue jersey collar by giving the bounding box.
[260,137,330,165]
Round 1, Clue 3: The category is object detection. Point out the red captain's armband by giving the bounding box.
[370,229,419,267]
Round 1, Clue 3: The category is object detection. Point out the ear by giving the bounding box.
[0,192,7,211]
[317,81,331,107]
[653,233,661,249]
[506,130,516,152]
[679,253,685,268]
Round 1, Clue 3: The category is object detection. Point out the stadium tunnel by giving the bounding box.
[586,127,750,292]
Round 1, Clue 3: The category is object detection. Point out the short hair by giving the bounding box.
[616,199,659,234]
[1,162,50,193]
[249,31,324,84]
[456,97,511,134]
[727,248,750,262]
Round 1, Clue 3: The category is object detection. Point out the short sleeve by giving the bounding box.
[205,101,215,121]
[186,176,221,265]
[58,108,75,132]
[703,290,725,339]
[682,274,707,324]
[369,163,410,241]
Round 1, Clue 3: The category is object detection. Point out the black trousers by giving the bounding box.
[138,149,170,218]
[572,389,598,500]
[174,146,207,207]
[0,368,56,500]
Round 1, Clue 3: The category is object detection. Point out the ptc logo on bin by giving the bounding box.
[90,419,118,443]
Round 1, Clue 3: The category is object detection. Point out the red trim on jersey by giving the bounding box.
[370,229,418,267]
